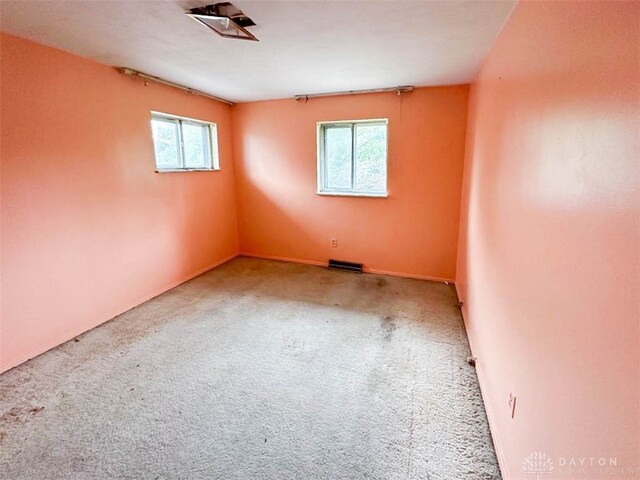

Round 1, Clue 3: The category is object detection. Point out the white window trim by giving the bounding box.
[151,111,220,172]
[317,118,389,198]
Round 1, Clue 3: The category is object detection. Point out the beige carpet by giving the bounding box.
[0,257,500,479]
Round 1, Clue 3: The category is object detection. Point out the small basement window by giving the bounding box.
[151,112,219,172]
[317,119,388,197]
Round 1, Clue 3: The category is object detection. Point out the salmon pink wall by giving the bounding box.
[0,33,239,373]
[232,86,468,281]
[457,2,640,478]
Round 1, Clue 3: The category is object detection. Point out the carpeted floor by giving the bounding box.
[0,257,500,479]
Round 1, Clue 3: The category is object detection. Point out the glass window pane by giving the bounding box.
[325,126,352,190]
[151,118,181,169]
[355,123,387,193]
[182,122,211,169]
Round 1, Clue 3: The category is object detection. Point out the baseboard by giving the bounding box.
[0,251,240,374]
[239,252,328,268]
[455,283,508,479]
[120,251,239,318]
[365,266,454,283]
[239,252,454,284]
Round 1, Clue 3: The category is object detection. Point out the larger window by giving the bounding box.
[151,112,219,172]
[317,119,388,197]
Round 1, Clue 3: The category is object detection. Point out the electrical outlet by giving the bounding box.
[509,392,517,419]
[331,238,337,248]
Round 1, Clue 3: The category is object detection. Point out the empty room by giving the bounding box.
[1,1,638,479]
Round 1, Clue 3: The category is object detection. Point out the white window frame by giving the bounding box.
[317,118,388,197]
[151,111,220,172]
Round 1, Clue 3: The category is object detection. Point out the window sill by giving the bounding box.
[316,191,388,198]
[155,168,219,173]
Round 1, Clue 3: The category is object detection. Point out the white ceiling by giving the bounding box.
[0,0,515,102]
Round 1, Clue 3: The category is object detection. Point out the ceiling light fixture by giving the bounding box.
[186,2,258,42]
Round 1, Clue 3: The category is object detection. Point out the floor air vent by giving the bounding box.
[328,259,363,273]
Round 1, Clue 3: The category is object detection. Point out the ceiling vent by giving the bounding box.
[186,2,258,41]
